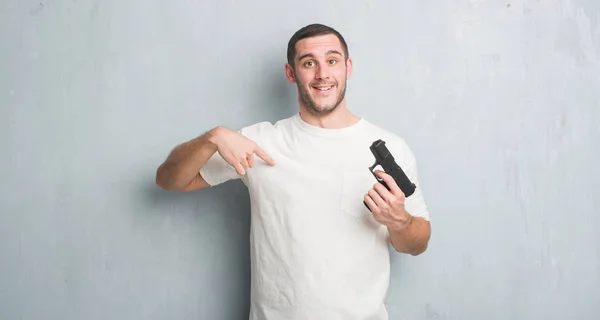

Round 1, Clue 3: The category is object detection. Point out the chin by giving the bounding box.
[308,103,338,115]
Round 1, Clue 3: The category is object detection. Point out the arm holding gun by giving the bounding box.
[363,140,431,256]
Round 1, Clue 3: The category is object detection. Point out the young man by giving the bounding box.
[156,23,431,320]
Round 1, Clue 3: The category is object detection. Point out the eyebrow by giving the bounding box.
[298,50,343,62]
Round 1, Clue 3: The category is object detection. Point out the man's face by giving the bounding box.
[285,34,353,116]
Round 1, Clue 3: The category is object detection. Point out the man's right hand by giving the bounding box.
[209,127,276,176]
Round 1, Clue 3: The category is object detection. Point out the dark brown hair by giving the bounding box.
[286,23,349,68]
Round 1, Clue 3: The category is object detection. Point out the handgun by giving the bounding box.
[364,139,416,210]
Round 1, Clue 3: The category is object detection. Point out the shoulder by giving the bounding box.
[237,115,295,140]
[238,121,276,137]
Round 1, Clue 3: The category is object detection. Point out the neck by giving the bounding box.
[298,101,360,129]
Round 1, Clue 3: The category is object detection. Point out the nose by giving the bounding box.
[315,64,330,80]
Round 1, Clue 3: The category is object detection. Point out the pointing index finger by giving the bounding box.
[254,146,276,166]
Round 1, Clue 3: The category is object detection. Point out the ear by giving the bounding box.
[284,63,296,84]
[345,57,353,79]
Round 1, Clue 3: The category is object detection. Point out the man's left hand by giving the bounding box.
[364,170,413,231]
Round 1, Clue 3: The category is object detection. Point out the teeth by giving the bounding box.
[315,86,333,91]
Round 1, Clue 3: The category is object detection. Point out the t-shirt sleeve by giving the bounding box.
[198,126,246,186]
[403,159,430,222]
[198,150,241,186]
[198,121,272,187]
[389,137,430,222]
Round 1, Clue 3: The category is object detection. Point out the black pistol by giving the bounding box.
[364,139,416,210]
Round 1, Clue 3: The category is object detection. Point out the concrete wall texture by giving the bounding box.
[1,0,599,319]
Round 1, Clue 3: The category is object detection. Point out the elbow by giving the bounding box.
[155,173,167,190]
[408,243,428,256]
[390,242,427,256]
[155,177,167,190]
[155,164,173,190]
[393,244,428,256]
[392,238,428,256]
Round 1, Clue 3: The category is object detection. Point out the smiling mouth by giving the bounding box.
[312,85,334,92]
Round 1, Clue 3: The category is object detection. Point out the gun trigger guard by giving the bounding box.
[369,165,390,191]
[369,163,382,181]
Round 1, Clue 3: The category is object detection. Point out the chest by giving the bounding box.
[245,138,378,209]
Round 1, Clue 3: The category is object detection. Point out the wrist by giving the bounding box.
[206,127,224,149]
[389,211,414,232]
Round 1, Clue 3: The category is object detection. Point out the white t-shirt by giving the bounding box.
[200,113,430,320]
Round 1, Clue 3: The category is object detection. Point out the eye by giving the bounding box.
[303,61,315,67]
[328,59,337,65]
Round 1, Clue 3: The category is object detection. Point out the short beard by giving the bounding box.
[297,76,347,116]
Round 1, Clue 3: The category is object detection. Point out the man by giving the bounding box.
[156,23,431,320]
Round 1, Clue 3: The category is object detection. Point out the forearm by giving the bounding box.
[388,213,431,256]
[156,128,220,190]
